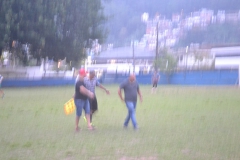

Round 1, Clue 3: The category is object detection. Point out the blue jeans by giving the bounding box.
[124,101,137,129]
[74,99,90,117]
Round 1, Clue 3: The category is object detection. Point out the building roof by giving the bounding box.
[211,46,240,57]
[93,47,155,60]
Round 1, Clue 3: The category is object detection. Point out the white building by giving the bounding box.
[211,46,240,69]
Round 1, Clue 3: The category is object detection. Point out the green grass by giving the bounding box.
[0,85,240,160]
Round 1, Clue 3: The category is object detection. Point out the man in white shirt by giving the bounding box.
[84,70,110,125]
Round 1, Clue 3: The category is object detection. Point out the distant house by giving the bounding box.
[87,47,155,74]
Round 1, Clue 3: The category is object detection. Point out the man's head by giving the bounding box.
[129,74,136,83]
[89,70,95,80]
[79,68,87,78]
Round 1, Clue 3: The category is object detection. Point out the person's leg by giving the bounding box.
[83,99,94,130]
[90,96,98,123]
[124,101,132,127]
[83,115,87,122]
[152,83,157,93]
[75,116,80,131]
[154,83,157,93]
[85,114,92,128]
[89,98,93,123]
[84,97,95,123]
[0,89,4,98]
[151,84,154,94]
[125,101,137,129]
[74,99,83,131]
[0,84,4,98]
[152,83,157,94]
[132,101,138,129]
[90,113,92,123]
[124,111,130,128]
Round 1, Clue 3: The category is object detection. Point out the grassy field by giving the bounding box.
[0,85,240,160]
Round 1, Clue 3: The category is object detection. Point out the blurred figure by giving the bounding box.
[118,74,142,130]
[0,74,4,98]
[151,70,160,94]
[84,70,110,126]
[74,69,94,132]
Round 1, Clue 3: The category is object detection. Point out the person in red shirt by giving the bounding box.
[74,69,94,132]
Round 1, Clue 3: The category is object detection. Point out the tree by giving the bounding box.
[0,0,107,68]
[154,47,177,83]
[0,0,61,64]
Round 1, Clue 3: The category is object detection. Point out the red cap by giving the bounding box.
[79,68,86,76]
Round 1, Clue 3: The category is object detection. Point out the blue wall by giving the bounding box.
[2,70,239,87]
[101,70,238,85]
[2,78,76,87]
[169,70,238,85]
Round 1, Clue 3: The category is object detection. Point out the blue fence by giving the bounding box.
[2,70,239,87]
[2,78,76,87]
[100,70,238,85]
[169,70,238,85]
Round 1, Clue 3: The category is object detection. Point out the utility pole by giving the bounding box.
[239,64,240,87]
[155,22,159,71]
[185,46,189,71]
[132,40,135,73]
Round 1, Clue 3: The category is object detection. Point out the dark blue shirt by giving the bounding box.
[75,80,88,100]
[120,79,139,102]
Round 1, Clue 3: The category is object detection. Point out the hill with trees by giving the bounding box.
[103,0,240,47]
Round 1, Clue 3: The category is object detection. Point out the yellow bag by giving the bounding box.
[64,98,75,115]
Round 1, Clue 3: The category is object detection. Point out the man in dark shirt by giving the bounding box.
[74,69,94,132]
[118,74,142,130]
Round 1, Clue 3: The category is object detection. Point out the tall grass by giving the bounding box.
[0,85,240,160]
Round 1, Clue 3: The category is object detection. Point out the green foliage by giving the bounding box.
[154,48,177,74]
[153,48,177,83]
[0,0,107,66]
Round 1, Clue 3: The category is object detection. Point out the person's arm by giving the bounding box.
[137,89,143,102]
[118,88,124,102]
[98,84,110,94]
[75,75,79,83]
[80,85,94,99]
